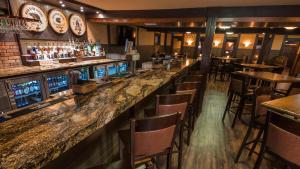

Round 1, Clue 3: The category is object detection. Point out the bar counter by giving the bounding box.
[0,59,120,79]
[0,59,199,169]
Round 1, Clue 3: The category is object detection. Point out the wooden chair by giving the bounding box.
[144,94,190,169]
[254,113,300,169]
[287,82,300,96]
[235,87,272,162]
[222,73,253,128]
[88,113,181,169]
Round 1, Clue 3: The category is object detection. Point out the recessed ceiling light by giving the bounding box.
[144,23,157,26]
[186,32,191,34]
[96,11,99,14]
[80,9,84,12]
[226,32,234,35]
[59,1,63,4]
[80,6,84,9]
[61,4,65,7]
[219,25,230,29]
[284,26,297,30]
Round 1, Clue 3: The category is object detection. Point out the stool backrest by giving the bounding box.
[131,113,181,160]
[266,113,300,166]
[183,75,203,83]
[176,83,199,104]
[229,73,248,95]
[253,87,272,116]
[287,82,300,96]
[156,94,190,120]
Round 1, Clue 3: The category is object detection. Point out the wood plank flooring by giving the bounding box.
[158,80,274,169]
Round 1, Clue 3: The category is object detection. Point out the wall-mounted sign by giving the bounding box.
[20,3,48,32]
[69,14,86,36]
[48,9,68,34]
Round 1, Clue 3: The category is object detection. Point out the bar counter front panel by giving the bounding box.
[0,59,199,169]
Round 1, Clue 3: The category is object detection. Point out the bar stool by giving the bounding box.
[182,75,204,117]
[235,87,272,162]
[222,73,253,128]
[144,94,190,169]
[254,113,300,169]
[88,113,181,169]
[287,82,300,96]
[176,82,199,133]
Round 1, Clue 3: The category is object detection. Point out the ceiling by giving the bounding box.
[77,0,300,10]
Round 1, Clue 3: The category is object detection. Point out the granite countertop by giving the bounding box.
[0,59,198,169]
[0,59,122,79]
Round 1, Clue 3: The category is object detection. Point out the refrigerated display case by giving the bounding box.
[43,71,69,97]
[107,64,117,76]
[5,76,45,109]
[78,67,90,80]
[93,65,106,79]
[118,62,128,73]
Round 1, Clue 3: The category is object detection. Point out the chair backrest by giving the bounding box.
[176,83,199,104]
[183,75,203,83]
[266,113,300,166]
[156,94,190,120]
[253,87,272,116]
[229,73,248,95]
[287,82,300,96]
[131,113,181,159]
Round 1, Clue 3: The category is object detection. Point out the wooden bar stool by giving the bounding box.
[222,73,253,128]
[182,75,203,117]
[254,113,300,169]
[176,82,199,133]
[88,113,181,169]
[235,87,272,162]
[287,82,300,96]
[144,94,190,169]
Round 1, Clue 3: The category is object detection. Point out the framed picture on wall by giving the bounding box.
[69,14,86,36]
[20,3,48,32]
[48,8,68,34]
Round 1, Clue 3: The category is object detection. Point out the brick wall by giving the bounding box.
[0,35,22,68]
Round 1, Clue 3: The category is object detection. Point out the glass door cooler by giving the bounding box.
[78,67,90,80]
[93,65,106,79]
[107,64,117,76]
[43,71,70,97]
[5,76,45,109]
[118,62,128,74]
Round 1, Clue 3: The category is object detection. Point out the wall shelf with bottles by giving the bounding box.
[20,39,106,66]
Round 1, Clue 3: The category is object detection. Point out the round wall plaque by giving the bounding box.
[69,14,86,36]
[48,9,68,34]
[20,3,48,32]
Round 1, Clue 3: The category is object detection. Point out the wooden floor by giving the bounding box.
[158,80,274,169]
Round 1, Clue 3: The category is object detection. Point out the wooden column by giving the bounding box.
[279,34,288,56]
[220,33,227,57]
[257,33,274,64]
[107,24,111,53]
[170,33,174,55]
[193,33,200,59]
[180,33,185,54]
[136,27,140,47]
[164,32,167,53]
[249,33,259,63]
[200,17,216,75]
[233,34,241,58]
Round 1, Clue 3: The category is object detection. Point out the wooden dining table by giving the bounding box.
[214,57,243,62]
[262,94,300,119]
[233,71,300,83]
[236,63,283,70]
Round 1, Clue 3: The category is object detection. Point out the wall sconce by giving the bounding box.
[187,39,194,46]
[243,40,251,47]
[227,42,233,47]
[213,40,221,47]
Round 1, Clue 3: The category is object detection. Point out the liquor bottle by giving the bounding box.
[87,41,92,56]
[95,41,101,57]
